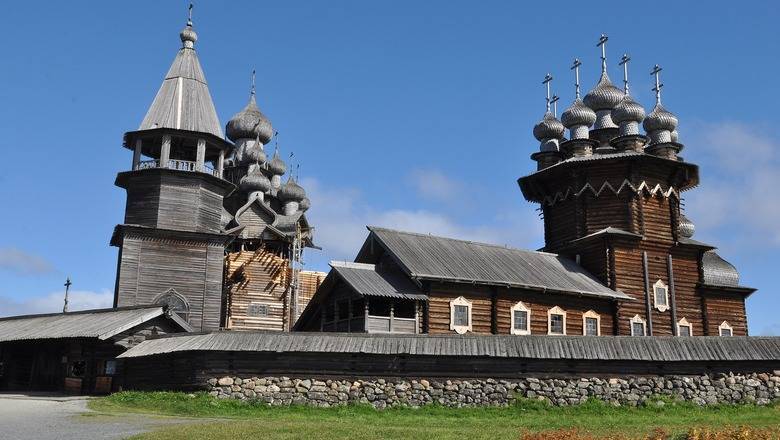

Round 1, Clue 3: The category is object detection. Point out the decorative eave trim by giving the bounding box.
[538,179,680,207]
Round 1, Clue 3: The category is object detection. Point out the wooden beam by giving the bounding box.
[642,251,653,335]
[667,254,678,336]
[160,135,171,168]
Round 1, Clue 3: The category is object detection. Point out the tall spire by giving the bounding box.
[571,58,582,99]
[542,74,553,112]
[619,54,631,94]
[651,64,664,105]
[597,34,608,74]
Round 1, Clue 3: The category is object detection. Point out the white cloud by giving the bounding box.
[408,168,460,202]
[301,176,542,270]
[0,289,113,318]
[0,248,54,275]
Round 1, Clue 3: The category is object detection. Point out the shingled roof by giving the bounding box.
[361,227,629,300]
[330,261,427,300]
[0,306,191,343]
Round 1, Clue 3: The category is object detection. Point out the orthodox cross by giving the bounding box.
[651,64,663,105]
[63,277,72,313]
[597,34,608,73]
[542,73,553,112]
[251,69,256,96]
[550,95,560,117]
[187,3,194,26]
[619,54,631,94]
[571,58,582,99]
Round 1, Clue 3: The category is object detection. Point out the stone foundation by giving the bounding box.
[206,371,780,408]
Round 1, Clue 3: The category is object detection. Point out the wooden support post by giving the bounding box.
[389,302,394,334]
[642,251,653,335]
[217,149,225,178]
[414,301,419,334]
[364,299,370,333]
[196,139,206,172]
[490,287,498,335]
[160,135,171,168]
[132,139,142,170]
[667,254,678,336]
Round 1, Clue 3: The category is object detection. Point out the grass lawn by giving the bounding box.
[89,392,780,440]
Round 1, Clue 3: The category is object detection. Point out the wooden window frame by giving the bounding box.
[547,306,566,335]
[719,321,733,337]
[449,296,472,334]
[582,310,601,336]
[653,279,669,312]
[510,301,531,335]
[630,314,647,336]
[677,317,692,337]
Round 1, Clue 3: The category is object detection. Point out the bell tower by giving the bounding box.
[111,8,235,331]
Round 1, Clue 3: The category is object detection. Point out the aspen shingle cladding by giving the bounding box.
[358,227,629,300]
[118,331,780,362]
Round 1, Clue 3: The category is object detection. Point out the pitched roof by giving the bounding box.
[138,29,223,138]
[330,261,427,300]
[119,331,780,362]
[363,227,629,300]
[0,306,190,343]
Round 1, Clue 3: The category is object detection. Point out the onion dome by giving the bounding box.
[533,112,565,142]
[239,167,270,194]
[561,98,596,140]
[299,197,311,211]
[277,177,306,202]
[678,214,695,239]
[643,104,678,133]
[670,129,679,143]
[584,73,624,129]
[611,95,645,136]
[180,23,198,48]
[226,94,274,144]
[242,143,267,165]
[267,150,287,175]
[702,251,740,287]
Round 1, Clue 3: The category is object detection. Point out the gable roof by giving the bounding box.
[138,32,222,138]
[361,226,629,300]
[330,261,427,300]
[0,306,191,343]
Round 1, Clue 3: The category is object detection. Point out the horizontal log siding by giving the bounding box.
[428,285,493,334]
[703,293,749,336]
[225,249,290,332]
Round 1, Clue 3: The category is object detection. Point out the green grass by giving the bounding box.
[88,391,780,440]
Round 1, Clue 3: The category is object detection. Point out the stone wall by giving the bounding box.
[206,371,780,408]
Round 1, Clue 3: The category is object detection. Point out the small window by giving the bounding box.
[653,280,669,312]
[155,288,190,321]
[719,321,733,337]
[449,296,472,334]
[510,302,531,335]
[630,315,646,336]
[247,303,269,317]
[582,310,601,336]
[677,317,692,337]
[547,306,566,335]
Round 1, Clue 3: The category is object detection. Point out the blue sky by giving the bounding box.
[0,1,777,334]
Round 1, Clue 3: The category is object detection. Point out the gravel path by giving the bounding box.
[0,394,196,440]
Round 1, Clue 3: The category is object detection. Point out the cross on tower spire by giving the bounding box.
[187,2,193,26]
[63,277,72,313]
[619,54,631,94]
[571,58,582,99]
[597,34,608,74]
[542,73,553,112]
[651,64,663,105]
[550,95,560,117]
[250,69,256,96]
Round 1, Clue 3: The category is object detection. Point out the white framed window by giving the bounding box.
[547,306,566,335]
[677,317,692,337]
[630,315,647,336]
[582,310,601,336]
[653,279,669,312]
[719,321,733,337]
[510,302,531,335]
[449,296,472,334]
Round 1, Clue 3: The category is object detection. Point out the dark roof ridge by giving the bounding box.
[367,225,559,257]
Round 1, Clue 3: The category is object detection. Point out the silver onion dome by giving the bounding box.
[239,167,271,194]
[584,73,624,110]
[612,95,645,125]
[226,94,274,144]
[643,103,678,133]
[278,178,306,202]
[679,214,695,239]
[561,98,597,129]
[267,151,287,175]
[180,24,197,48]
[533,112,565,142]
[299,197,311,211]
[241,143,267,165]
[702,251,740,287]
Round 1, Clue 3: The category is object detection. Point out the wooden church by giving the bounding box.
[295,37,755,337]
[110,10,325,333]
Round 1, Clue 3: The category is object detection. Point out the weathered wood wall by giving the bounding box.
[702,293,749,336]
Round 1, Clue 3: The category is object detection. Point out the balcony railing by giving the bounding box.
[135,159,219,177]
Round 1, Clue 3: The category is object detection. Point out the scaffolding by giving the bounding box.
[287,222,304,329]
